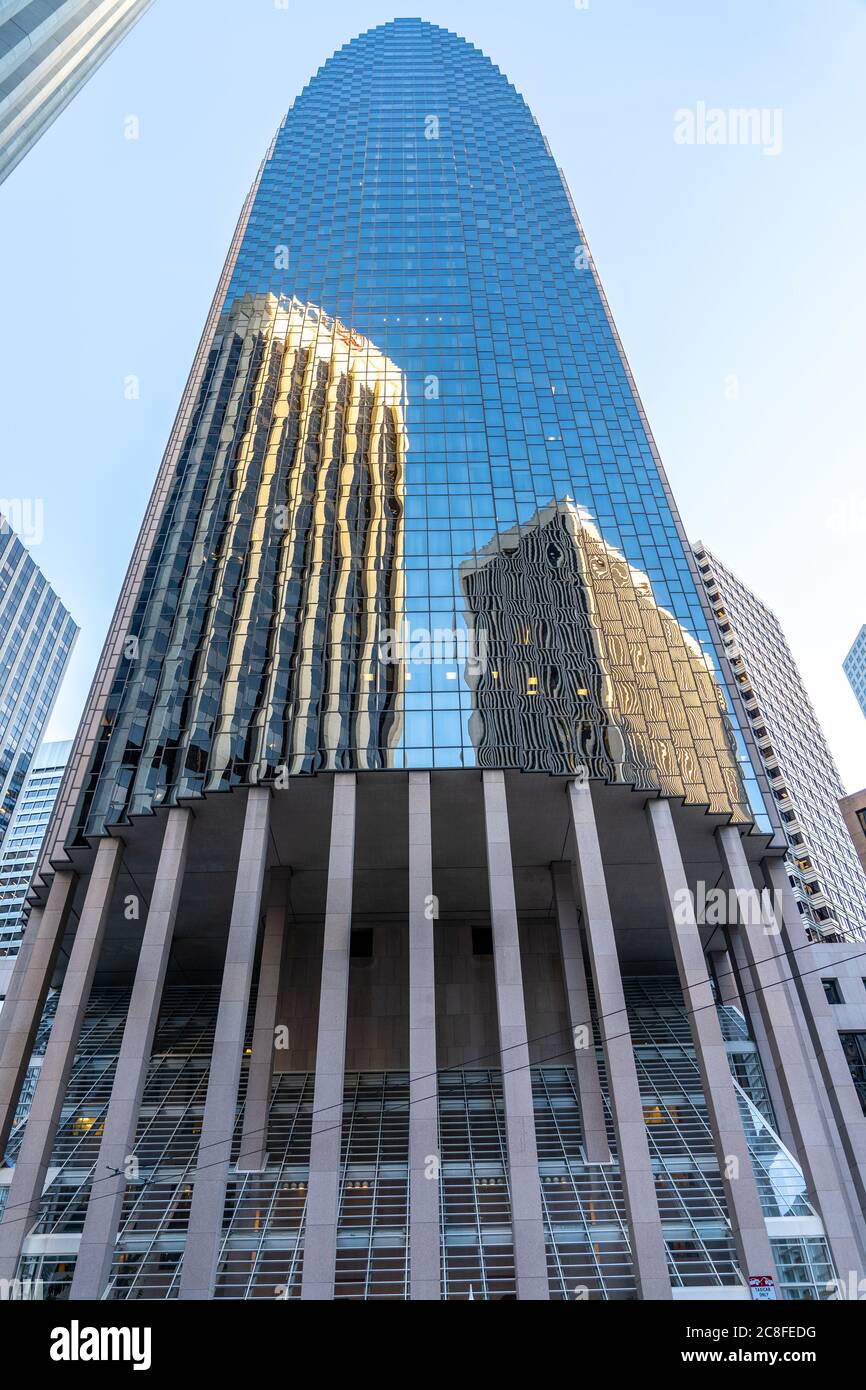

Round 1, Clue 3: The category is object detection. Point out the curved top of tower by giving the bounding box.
[287,14,525,107]
[275,16,534,146]
[226,15,567,319]
[307,16,518,86]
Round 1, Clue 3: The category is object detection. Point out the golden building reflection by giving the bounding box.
[126,293,407,801]
[460,499,749,820]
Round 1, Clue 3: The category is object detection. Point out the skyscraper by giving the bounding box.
[0,740,71,1011]
[695,543,866,943]
[839,790,866,880]
[461,500,749,814]
[0,0,153,185]
[844,625,866,720]
[1,20,865,1303]
[0,518,77,854]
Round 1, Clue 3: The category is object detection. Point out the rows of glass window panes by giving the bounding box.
[0,748,68,956]
[697,545,866,942]
[214,1074,313,1300]
[771,1238,836,1300]
[109,993,232,1299]
[227,20,766,820]
[840,1032,866,1114]
[0,525,76,845]
[11,977,836,1300]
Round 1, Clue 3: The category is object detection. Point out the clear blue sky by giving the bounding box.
[1,0,864,788]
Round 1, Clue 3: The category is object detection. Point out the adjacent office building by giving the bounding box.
[0,0,154,184]
[2,21,865,1303]
[0,740,71,1009]
[844,625,866,720]
[0,518,77,853]
[695,543,866,944]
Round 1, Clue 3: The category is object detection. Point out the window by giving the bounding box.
[350,928,373,960]
[857,809,866,837]
[472,926,493,957]
[822,978,843,1005]
[839,1034,866,1115]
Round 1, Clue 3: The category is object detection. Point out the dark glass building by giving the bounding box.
[1,20,864,1303]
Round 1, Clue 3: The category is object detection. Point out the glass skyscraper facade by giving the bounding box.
[73,16,768,838]
[0,0,153,184]
[0,519,77,851]
[2,21,865,1305]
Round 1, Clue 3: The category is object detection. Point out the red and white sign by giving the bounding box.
[748,1275,777,1301]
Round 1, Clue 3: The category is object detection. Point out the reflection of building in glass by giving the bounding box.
[79,294,406,833]
[461,501,750,821]
[0,521,77,850]
[696,543,866,942]
[0,0,153,184]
